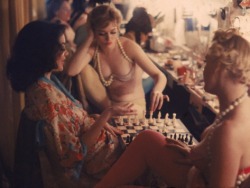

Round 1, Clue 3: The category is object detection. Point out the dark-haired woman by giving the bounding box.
[6,20,137,187]
[124,7,153,48]
[124,7,155,94]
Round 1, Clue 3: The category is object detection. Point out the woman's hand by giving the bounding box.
[108,103,137,117]
[165,137,192,165]
[103,123,123,137]
[150,91,169,111]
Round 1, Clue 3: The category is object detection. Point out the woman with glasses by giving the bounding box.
[7,20,137,187]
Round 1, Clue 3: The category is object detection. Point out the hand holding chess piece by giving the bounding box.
[150,91,170,112]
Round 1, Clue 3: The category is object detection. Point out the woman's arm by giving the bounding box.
[81,103,137,149]
[123,38,167,111]
[65,29,94,76]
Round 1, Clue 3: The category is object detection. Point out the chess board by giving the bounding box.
[112,116,197,145]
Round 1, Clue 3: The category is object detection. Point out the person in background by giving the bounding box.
[95,28,250,187]
[45,0,79,94]
[6,20,137,187]
[71,0,112,46]
[67,4,167,119]
[46,0,77,52]
[124,7,153,48]
[124,6,155,94]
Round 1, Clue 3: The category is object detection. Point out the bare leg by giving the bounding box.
[95,130,191,188]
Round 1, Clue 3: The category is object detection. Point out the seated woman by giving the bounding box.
[67,4,167,119]
[124,6,155,94]
[95,28,250,187]
[6,20,137,187]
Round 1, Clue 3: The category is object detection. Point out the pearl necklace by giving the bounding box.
[205,91,248,186]
[95,38,132,87]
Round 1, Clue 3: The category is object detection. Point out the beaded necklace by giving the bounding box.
[205,91,248,186]
[95,38,133,87]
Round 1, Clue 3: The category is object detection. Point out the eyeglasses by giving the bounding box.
[59,42,67,50]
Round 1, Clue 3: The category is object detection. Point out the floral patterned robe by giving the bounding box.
[23,75,125,186]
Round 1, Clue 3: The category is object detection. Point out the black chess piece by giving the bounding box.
[180,134,185,143]
[129,135,134,143]
[173,133,177,140]
[184,134,189,143]
[126,135,130,144]
[178,134,181,141]
[188,135,193,145]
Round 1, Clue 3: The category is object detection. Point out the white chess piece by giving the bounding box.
[157,111,162,123]
[153,118,156,125]
[128,115,131,125]
[140,110,146,124]
[172,113,176,127]
[149,110,153,124]
[164,113,169,126]
[119,116,124,125]
[134,115,140,126]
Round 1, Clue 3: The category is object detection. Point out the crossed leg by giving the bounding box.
[95,130,191,188]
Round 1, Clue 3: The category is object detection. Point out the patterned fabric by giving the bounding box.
[24,75,125,183]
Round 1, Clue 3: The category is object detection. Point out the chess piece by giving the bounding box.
[188,135,194,145]
[128,116,131,125]
[184,134,189,143]
[180,134,185,143]
[164,113,169,126]
[140,110,146,125]
[134,115,140,126]
[172,113,176,127]
[119,116,123,125]
[129,135,134,143]
[178,134,181,141]
[157,111,162,123]
[153,118,156,125]
[126,135,130,144]
[173,133,177,140]
[149,110,153,124]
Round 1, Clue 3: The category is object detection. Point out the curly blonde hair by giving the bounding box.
[87,4,122,31]
[207,28,250,85]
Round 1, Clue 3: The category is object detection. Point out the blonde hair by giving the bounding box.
[87,4,122,31]
[207,28,250,85]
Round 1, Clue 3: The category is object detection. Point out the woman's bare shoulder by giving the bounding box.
[119,37,142,54]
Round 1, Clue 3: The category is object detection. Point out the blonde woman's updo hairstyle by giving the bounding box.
[88,4,122,31]
[207,28,250,85]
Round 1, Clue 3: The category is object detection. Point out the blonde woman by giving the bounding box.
[95,29,250,187]
[67,4,167,118]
